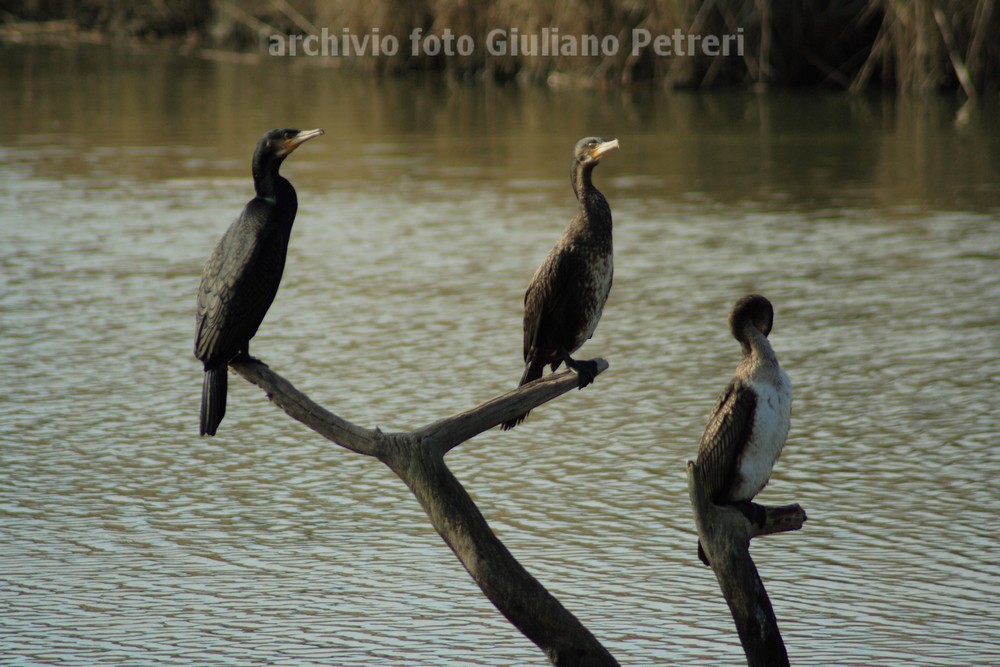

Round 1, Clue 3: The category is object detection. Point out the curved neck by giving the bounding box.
[572,160,590,198]
[252,159,298,231]
[739,326,777,366]
[253,157,289,201]
[571,161,612,235]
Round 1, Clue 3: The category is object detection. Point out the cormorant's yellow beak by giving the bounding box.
[282,128,324,155]
[589,138,619,160]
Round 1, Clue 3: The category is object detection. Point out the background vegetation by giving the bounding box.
[3,0,996,94]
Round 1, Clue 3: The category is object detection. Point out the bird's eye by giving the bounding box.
[283,131,294,140]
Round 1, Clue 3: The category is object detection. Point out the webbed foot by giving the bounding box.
[564,356,599,388]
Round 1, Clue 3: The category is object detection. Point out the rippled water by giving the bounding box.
[1,43,999,666]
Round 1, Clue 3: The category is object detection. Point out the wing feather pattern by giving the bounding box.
[194,198,288,365]
[695,379,756,503]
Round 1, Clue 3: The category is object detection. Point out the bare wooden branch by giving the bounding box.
[230,356,617,666]
[389,447,620,667]
[934,7,977,99]
[231,357,382,456]
[851,12,890,94]
[269,0,319,35]
[412,359,610,455]
[218,1,279,37]
[687,460,806,667]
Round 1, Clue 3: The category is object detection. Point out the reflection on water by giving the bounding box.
[1,43,999,666]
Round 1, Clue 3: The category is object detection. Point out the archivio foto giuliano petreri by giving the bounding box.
[268,27,745,59]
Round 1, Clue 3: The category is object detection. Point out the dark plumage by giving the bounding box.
[501,137,619,430]
[695,294,792,565]
[194,128,324,436]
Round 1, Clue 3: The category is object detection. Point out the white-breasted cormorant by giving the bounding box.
[694,294,792,565]
[501,137,619,430]
[194,128,324,436]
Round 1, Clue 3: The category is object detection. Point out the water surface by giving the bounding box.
[1,43,998,666]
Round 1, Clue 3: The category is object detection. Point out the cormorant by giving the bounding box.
[501,137,619,431]
[194,127,324,436]
[694,294,792,565]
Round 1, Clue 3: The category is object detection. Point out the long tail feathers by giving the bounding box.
[500,361,545,430]
[200,367,227,436]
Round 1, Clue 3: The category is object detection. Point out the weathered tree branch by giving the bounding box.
[412,358,610,455]
[687,460,806,667]
[934,7,977,100]
[231,357,381,455]
[230,357,618,667]
[389,447,618,667]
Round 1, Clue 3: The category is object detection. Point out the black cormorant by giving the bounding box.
[694,294,792,565]
[501,137,619,430]
[194,127,324,436]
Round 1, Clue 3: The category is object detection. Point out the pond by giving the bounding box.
[1,42,998,666]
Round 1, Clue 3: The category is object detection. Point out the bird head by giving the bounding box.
[264,128,325,159]
[729,294,774,340]
[251,128,324,183]
[574,137,620,167]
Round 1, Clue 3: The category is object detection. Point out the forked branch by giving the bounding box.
[230,356,618,667]
[687,460,806,667]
